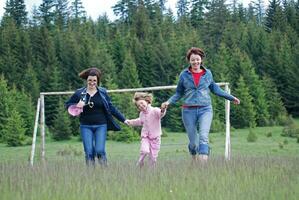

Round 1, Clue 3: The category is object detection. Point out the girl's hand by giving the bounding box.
[161,107,167,114]
[124,120,131,126]
[233,97,240,105]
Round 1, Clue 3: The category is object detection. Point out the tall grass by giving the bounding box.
[1,156,298,200]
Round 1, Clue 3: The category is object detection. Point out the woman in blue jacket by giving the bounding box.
[65,67,126,166]
[161,47,240,162]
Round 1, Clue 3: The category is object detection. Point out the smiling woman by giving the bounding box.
[65,67,127,166]
[161,47,240,162]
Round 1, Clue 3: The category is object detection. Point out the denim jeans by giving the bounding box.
[182,105,213,155]
[80,124,107,165]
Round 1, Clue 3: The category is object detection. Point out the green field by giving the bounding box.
[0,126,299,200]
[0,125,298,162]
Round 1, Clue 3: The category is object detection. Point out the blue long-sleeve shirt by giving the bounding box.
[168,66,235,106]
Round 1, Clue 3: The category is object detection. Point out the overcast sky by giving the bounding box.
[0,0,254,21]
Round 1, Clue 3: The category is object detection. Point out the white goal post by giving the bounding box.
[30,83,232,166]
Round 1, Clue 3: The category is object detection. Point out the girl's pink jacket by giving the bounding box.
[127,105,166,139]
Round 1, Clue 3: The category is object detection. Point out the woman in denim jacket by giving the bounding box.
[65,67,127,166]
[161,47,240,162]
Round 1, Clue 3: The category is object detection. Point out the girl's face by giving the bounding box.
[87,75,98,90]
[136,99,148,112]
[189,54,202,71]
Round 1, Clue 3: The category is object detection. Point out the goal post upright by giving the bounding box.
[40,94,46,163]
[224,84,231,160]
[29,98,41,166]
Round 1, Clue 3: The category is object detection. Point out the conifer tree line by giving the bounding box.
[0,0,298,144]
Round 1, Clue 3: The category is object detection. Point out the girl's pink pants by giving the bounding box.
[138,136,161,167]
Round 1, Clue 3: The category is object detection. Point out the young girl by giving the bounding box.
[125,92,166,167]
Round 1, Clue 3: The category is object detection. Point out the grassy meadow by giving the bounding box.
[0,125,299,200]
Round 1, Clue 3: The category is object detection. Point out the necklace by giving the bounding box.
[87,95,94,108]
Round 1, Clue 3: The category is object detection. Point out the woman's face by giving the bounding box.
[87,75,98,90]
[136,100,148,112]
[189,54,202,71]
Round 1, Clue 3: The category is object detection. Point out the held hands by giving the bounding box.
[161,101,169,113]
[124,120,131,126]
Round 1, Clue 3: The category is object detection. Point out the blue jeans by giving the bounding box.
[80,124,107,165]
[182,105,213,155]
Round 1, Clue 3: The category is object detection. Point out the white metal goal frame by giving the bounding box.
[30,83,232,166]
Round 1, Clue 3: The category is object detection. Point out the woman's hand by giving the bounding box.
[233,97,240,105]
[76,100,85,108]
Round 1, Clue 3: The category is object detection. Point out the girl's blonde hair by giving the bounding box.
[133,92,153,105]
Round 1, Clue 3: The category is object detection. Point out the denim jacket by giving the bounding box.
[65,86,126,131]
[168,66,235,106]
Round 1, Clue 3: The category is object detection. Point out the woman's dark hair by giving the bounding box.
[79,67,101,85]
[186,47,205,61]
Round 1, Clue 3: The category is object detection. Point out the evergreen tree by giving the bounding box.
[203,0,229,52]
[231,76,256,128]
[230,48,269,126]
[177,0,190,19]
[11,86,35,137]
[265,0,286,32]
[134,39,156,87]
[51,99,72,140]
[275,34,299,115]
[112,0,137,23]
[111,30,127,73]
[262,75,287,125]
[69,0,86,27]
[237,4,247,23]
[89,41,117,85]
[0,17,25,87]
[39,0,56,29]
[115,51,141,118]
[4,0,28,27]
[45,66,64,127]
[282,0,299,34]
[247,3,256,22]
[132,0,151,40]
[0,76,14,142]
[18,30,32,69]
[240,22,269,75]
[190,0,208,28]
[210,42,232,82]
[70,0,86,19]
[54,0,70,30]
[95,15,111,41]
[149,31,173,86]
[77,24,96,71]
[0,23,32,89]
[158,0,167,12]
[32,27,59,91]
[118,51,141,88]
[263,33,299,116]
[2,108,27,146]
[252,0,266,25]
[58,31,82,88]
